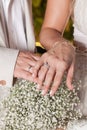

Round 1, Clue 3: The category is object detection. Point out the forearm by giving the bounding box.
[39,27,75,67]
[39,27,71,50]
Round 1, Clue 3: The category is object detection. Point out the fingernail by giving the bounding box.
[41,90,46,96]
[34,78,37,83]
[50,90,54,96]
[37,84,41,90]
[69,85,74,90]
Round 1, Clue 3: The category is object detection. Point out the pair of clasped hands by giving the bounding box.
[14,42,75,96]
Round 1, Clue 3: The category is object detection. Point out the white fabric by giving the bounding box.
[0,47,19,87]
[67,120,87,130]
[2,0,35,50]
[73,25,87,47]
[0,20,5,47]
[0,0,35,87]
[2,0,10,20]
[74,0,87,45]
[67,1,87,129]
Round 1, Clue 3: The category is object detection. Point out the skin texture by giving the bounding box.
[32,0,75,96]
[14,51,40,82]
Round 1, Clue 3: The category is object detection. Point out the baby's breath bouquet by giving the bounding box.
[0,77,82,130]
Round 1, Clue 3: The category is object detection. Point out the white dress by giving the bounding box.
[67,0,87,129]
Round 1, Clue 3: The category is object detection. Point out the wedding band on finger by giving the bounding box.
[43,62,50,69]
[28,65,32,72]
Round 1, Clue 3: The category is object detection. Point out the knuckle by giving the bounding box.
[57,60,67,70]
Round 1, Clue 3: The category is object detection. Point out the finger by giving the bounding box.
[32,60,43,78]
[19,51,38,61]
[14,69,33,82]
[15,61,31,73]
[50,70,64,96]
[66,63,74,90]
[36,65,49,89]
[21,51,40,61]
[17,55,37,68]
[41,67,55,96]
[19,51,31,58]
[27,59,37,67]
[16,58,36,72]
[31,53,40,61]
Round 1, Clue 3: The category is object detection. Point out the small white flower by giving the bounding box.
[0,78,84,130]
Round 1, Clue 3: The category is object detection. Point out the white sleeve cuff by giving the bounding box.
[0,47,19,87]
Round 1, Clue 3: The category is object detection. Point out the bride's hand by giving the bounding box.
[32,41,75,96]
[14,51,40,81]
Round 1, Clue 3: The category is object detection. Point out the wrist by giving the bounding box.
[39,28,62,50]
[53,40,76,51]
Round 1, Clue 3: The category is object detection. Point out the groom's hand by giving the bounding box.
[14,51,40,81]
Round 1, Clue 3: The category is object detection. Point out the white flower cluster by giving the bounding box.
[67,119,87,130]
[2,78,82,130]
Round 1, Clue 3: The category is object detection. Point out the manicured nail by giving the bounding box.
[37,84,41,90]
[41,90,46,96]
[50,90,54,96]
[69,85,74,90]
